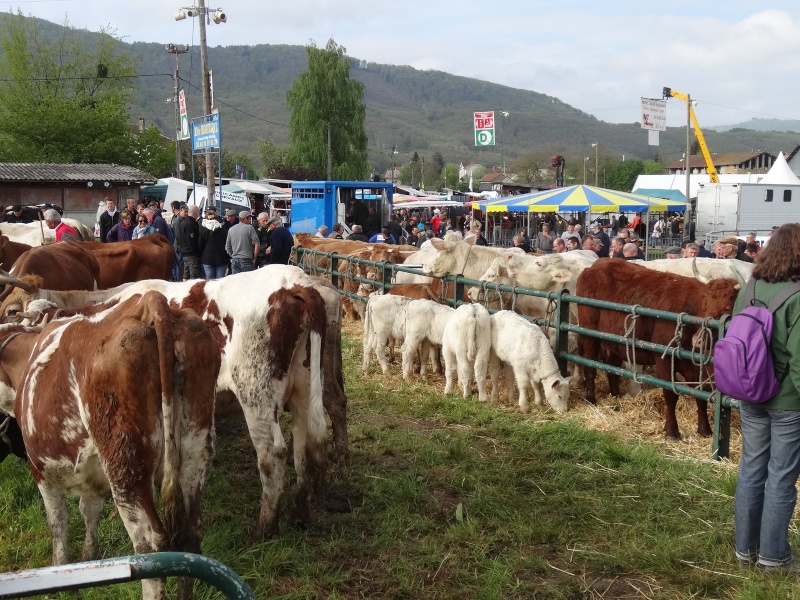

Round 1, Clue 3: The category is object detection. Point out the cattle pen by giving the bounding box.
[293,246,742,460]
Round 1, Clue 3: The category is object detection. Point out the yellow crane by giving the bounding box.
[663,87,720,184]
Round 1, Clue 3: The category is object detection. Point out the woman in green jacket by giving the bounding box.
[735,223,800,573]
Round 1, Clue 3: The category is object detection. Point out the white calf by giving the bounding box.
[401,299,455,380]
[442,303,491,402]
[490,310,571,412]
[362,294,412,374]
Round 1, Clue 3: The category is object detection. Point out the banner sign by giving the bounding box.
[213,189,249,208]
[178,89,190,140]
[474,110,495,146]
[192,113,221,151]
[640,98,667,131]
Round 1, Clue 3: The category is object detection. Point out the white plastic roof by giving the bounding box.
[757,152,800,185]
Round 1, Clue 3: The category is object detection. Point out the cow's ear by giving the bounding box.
[551,269,572,283]
[463,233,477,246]
[430,237,445,250]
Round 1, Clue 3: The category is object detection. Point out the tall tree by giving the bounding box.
[128,125,174,178]
[256,138,287,178]
[0,13,136,163]
[286,38,368,180]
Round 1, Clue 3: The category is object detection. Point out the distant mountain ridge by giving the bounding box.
[6,15,800,173]
[711,118,800,134]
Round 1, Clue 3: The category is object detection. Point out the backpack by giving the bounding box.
[713,278,800,402]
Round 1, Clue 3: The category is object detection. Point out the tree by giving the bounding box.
[0,13,136,163]
[256,138,287,178]
[221,151,256,179]
[511,151,550,185]
[606,159,645,192]
[286,38,368,180]
[128,125,174,179]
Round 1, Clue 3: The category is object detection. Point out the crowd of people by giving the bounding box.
[93,196,294,281]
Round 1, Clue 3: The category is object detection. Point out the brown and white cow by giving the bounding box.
[0,292,220,600]
[576,258,739,439]
[0,265,330,537]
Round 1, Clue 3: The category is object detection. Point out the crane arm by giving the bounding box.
[663,87,720,184]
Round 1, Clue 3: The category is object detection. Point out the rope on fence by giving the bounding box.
[623,306,642,383]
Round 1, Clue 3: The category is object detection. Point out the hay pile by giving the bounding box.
[342,317,741,468]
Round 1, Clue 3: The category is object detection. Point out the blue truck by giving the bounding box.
[287,181,393,235]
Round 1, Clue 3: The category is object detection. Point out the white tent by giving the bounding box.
[757,151,800,185]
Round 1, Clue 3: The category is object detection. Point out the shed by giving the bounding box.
[0,163,155,227]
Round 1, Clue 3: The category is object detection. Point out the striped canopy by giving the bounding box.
[471,185,687,213]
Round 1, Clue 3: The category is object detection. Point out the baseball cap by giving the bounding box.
[417,223,425,230]
[239,210,251,220]
[225,209,237,217]
[665,246,682,255]
[205,206,217,214]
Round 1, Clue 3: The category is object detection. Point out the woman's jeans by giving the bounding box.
[735,403,800,566]
[203,264,227,280]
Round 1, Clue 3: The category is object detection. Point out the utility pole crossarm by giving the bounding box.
[663,87,720,184]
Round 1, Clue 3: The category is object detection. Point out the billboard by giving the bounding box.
[640,98,667,131]
[474,111,495,146]
[192,113,221,151]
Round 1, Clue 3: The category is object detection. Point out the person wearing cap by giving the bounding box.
[225,211,260,274]
[714,236,741,260]
[430,209,443,236]
[223,208,239,233]
[198,206,229,279]
[175,203,202,279]
[665,246,683,259]
[413,223,427,248]
[593,222,610,258]
[347,224,369,243]
[264,216,293,265]
[98,198,119,242]
[5,204,31,224]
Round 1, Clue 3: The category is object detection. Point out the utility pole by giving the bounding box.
[421,156,425,191]
[592,143,598,187]
[175,2,226,204]
[684,94,692,241]
[326,124,332,180]
[165,44,189,178]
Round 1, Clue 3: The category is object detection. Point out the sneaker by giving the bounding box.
[760,557,800,574]
[736,550,757,567]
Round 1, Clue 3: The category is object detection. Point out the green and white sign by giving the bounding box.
[474,111,495,146]
[178,89,190,140]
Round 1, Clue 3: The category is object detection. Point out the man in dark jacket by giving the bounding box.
[347,224,369,242]
[264,217,294,265]
[174,203,202,279]
[345,196,369,231]
[98,198,119,242]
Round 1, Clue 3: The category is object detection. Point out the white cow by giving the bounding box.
[489,310,571,412]
[441,303,491,402]
[362,294,411,374]
[633,257,753,285]
[422,233,513,283]
[401,299,455,380]
[0,219,94,246]
[503,250,598,292]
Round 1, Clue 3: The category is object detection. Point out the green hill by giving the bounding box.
[7,16,800,174]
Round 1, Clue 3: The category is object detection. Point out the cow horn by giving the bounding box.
[0,270,36,293]
[691,258,711,284]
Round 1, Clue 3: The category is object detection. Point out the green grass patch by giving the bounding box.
[0,331,791,598]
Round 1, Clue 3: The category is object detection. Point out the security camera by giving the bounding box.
[174,10,186,21]
[212,10,226,23]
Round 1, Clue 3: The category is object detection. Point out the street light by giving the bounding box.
[591,143,598,187]
[165,43,189,178]
[175,1,227,205]
[498,111,509,174]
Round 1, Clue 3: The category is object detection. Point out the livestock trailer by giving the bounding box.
[288,181,394,235]
[737,183,800,234]
[695,183,740,238]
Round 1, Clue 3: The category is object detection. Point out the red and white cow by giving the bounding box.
[0,292,220,600]
[0,265,330,537]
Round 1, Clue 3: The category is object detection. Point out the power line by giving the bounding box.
[178,77,289,128]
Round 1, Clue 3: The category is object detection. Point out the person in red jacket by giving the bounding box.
[43,208,79,242]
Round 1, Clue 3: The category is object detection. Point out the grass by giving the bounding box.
[0,327,797,599]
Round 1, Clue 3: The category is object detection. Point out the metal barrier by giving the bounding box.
[0,552,255,599]
[293,247,741,459]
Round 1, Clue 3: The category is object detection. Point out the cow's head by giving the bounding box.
[424,235,471,277]
[701,278,740,318]
[0,272,42,323]
[0,413,26,463]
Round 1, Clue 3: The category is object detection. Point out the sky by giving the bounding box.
[5,0,800,128]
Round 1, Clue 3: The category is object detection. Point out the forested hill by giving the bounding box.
[8,16,800,172]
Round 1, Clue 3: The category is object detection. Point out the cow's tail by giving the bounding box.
[145,293,185,550]
[466,306,478,363]
[302,287,327,499]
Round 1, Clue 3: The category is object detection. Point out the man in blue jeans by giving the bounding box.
[224,210,260,274]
